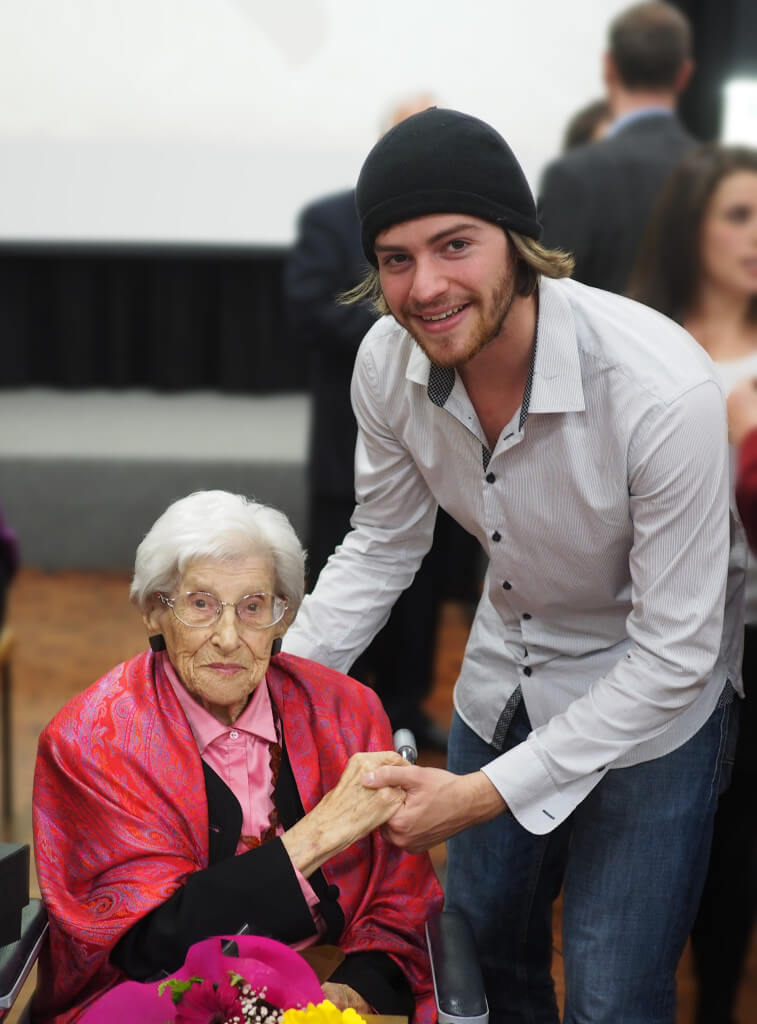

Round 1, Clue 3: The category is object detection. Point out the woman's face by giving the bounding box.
[144,555,286,725]
[700,170,757,299]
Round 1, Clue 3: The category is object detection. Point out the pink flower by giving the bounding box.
[174,978,244,1024]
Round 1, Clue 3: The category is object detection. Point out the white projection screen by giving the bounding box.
[0,0,630,247]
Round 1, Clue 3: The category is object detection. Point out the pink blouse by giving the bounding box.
[166,661,325,944]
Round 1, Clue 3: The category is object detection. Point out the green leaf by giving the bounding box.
[157,976,205,1005]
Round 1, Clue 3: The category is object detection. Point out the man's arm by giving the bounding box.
[284,333,438,670]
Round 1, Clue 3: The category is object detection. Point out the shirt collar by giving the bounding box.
[164,654,277,755]
[405,277,585,417]
[528,278,585,415]
[607,106,674,137]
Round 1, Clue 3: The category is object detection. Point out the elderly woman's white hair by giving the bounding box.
[130,491,306,623]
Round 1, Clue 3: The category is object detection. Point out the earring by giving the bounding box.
[271,637,282,656]
[149,634,167,652]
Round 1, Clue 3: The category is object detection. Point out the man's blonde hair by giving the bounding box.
[340,231,574,315]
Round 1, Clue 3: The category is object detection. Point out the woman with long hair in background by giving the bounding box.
[630,142,757,1024]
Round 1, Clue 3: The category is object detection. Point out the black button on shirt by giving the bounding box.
[486,472,496,483]
[503,580,512,590]
[523,613,532,620]
[523,667,532,677]
[492,531,501,542]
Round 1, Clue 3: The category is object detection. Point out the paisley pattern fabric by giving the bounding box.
[33,650,443,1023]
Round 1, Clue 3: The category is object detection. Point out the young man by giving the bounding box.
[283,107,743,1023]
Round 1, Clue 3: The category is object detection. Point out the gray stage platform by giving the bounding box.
[0,389,311,570]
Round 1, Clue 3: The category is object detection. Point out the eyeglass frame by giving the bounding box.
[158,590,289,630]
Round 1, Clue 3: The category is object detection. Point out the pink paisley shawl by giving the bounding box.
[32,650,443,1023]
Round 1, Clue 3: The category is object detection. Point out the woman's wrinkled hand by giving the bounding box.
[321,981,373,1015]
[281,751,409,877]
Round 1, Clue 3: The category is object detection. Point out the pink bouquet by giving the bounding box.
[79,935,337,1024]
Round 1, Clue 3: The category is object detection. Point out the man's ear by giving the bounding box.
[603,52,618,91]
[674,57,695,97]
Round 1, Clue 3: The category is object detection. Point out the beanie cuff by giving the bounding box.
[361,188,542,265]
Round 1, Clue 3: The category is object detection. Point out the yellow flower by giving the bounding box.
[282,999,367,1024]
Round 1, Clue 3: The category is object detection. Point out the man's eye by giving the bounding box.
[448,239,468,251]
[383,253,407,266]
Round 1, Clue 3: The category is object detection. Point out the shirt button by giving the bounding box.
[229,730,239,739]
[523,667,532,677]
[492,531,501,542]
[523,613,532,620]
[503,580,512,590]
[486,472,496,483]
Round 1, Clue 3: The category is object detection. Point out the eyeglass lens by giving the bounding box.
[174,592,285,628]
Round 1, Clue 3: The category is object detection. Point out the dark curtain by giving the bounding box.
[0,244,305,393]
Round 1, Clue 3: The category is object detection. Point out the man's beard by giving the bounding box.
[402,268,516,369]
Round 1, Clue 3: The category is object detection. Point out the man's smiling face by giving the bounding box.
[375,213,516,368]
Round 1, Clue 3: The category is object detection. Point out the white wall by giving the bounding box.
[0,0,629,245]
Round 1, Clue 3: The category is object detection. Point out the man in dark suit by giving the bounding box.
[284,189,375,585]
[538,1,696,295]
[285,170,480,751]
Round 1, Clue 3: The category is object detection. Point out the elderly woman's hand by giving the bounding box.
[281,750,409,877]
[321,981,373,1015]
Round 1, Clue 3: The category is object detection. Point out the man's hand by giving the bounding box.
[727,376,757,445]
[362,765,507,853]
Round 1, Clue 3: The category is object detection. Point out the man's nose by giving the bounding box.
[409,256,447,306]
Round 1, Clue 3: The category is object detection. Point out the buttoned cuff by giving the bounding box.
[481,737,607,835]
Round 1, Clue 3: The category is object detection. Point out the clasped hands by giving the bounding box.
[283,748,505,879]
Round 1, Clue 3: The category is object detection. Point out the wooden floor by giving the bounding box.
[2,568,756,1022]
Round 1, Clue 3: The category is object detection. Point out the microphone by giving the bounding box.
[221,922,250,956]
[393,728,418,765]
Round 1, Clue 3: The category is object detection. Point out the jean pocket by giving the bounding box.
[716,695,740,796]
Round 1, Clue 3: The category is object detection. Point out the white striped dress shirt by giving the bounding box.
[284,276,744,834]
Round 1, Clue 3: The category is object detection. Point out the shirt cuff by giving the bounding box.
[482,737,608,834]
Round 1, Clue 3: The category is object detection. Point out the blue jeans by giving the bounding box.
[445,697,737,1024]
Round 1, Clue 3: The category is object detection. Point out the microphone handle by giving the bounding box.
[393,728,418,765]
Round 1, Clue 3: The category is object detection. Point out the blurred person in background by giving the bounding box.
[730,376,757,552]
[0,505,19,625]
[561,97,612,151]
[629,143,757,1024]
[284,93,480,752]
[538,1,696,294]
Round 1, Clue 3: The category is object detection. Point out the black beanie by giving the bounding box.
[356,107,542,265]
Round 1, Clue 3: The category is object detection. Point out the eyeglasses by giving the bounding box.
[159,591,288,630]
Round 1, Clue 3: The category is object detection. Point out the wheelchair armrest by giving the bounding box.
[425,910,488,1024]
[0,899,48,1011]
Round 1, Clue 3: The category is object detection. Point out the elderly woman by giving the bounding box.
[32,491,443,1024]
